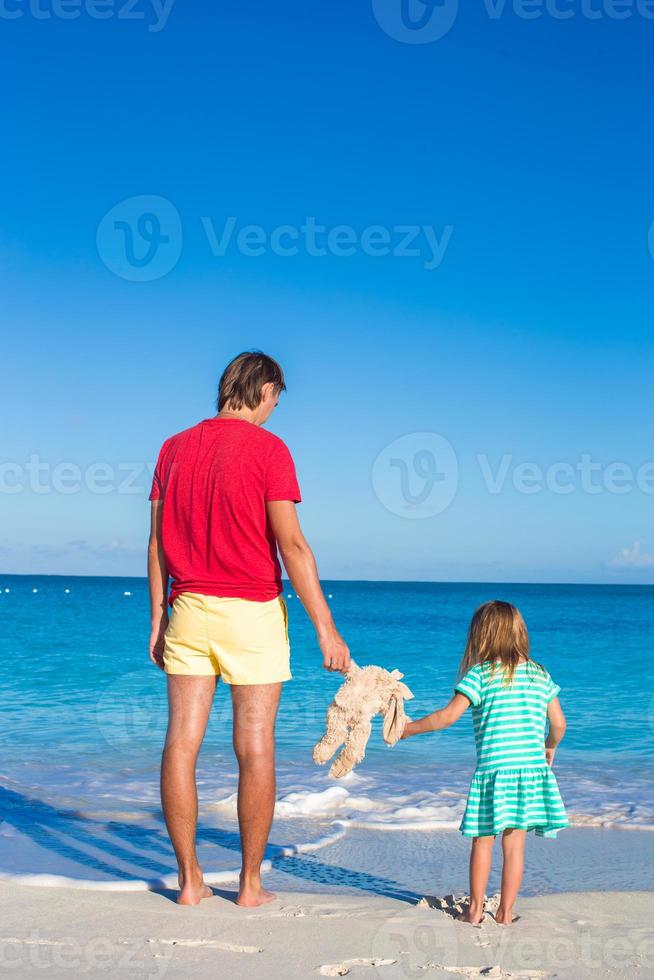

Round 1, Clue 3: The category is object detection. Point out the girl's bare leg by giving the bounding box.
[496,828,526,924]
[460,835,494,923]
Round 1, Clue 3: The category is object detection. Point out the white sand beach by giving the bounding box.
[1,882,652,979]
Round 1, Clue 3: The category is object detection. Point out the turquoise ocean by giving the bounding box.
[1,576,653,898]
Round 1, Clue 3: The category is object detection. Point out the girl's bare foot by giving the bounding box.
[494,905,519,925]
[458,904,485,925]
[177,876,213,906]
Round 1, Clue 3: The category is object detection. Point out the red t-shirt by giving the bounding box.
[149,418,301,604]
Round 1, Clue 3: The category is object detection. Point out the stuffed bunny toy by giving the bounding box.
[313,661,414,778]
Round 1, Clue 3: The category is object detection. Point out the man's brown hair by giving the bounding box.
[217,351,286,411]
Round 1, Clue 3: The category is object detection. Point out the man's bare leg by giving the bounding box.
[161,675,217,905]
[231,683,282,907]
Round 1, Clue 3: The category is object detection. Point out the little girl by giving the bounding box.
[403,600,567,925]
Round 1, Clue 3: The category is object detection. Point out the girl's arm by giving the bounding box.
[402,693,470,738]
[545,697,566,766]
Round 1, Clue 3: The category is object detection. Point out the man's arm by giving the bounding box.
[266,500,350,673]
[148,500,168,670]
[402,693,470,738]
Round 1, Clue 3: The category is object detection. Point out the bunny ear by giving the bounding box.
[390,669,404,681]
[382,695,398,744]
[383,694,407,747]
[398,681,414,701]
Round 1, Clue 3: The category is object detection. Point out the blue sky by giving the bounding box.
[1,1,653,583]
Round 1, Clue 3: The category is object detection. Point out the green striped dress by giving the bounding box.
[455,661,568,839]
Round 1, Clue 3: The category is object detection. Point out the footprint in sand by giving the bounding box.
[318,957,396,976]
[419,894,522,927]
[433,967,549,979]
[144,938,262,953]
[258,904,353,920]
[418,893,502,920]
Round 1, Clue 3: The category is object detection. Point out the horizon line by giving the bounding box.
[0,572,652,589]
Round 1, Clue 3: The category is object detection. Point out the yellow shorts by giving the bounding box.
[163,592,291,684]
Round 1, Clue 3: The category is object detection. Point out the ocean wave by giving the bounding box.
[212,771,654,833]
[2,757,654,890]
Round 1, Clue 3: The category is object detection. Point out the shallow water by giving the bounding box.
[1,575,653,890]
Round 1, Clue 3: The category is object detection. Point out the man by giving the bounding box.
[148,351,350,908]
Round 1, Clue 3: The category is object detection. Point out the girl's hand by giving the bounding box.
[545,746,556,767]
[401,720,413,740]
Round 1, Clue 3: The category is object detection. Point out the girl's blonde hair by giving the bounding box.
[458,600,539,684]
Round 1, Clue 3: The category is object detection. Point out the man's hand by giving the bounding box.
[545,746,556,767]
[318,627,351,673]
[149,613,168,670]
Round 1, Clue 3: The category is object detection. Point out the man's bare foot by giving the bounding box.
[177,876,213,906]
[494,906,519,925]
[235,877,277,908]
[458,905,485,925]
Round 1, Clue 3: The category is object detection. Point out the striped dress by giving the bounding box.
[455,661,568,839]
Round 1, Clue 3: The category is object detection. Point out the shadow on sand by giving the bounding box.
[0,785,420,904]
